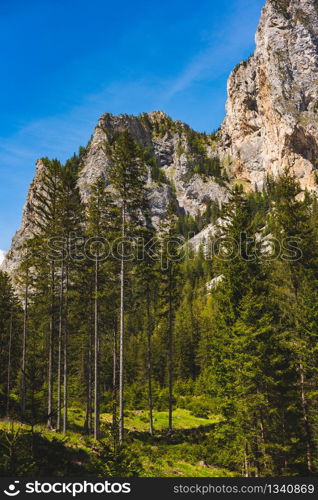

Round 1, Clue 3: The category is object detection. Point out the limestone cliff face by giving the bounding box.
[220,0,318,191]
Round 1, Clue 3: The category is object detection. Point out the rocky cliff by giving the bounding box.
[77,111,228,220]
[4,0,318,274]
[3,111,228,273]
[220,0,318,191]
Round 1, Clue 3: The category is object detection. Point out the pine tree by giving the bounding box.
[57,156,83,433]
[134,217,158,434]
[267,169,318,473]
[158,204,182,432]
[105,130,147,443]
[13,260,30,418]
[86,176,119,439]
[31,159,62,429]
[199,185,278,474]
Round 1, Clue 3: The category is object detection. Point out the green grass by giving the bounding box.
[141,457,234,477]
[67,407,221,433]
[112,408,220,432]
[0,409,234,477]
[137,441,235,477]
[148,461,234,477]
[0,418,93,455]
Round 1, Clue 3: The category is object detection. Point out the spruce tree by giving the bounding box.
[158,203,182,432]
[267,169,318,473]
[86,176,119,439]
[105,130,147,443]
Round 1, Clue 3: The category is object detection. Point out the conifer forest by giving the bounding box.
[1,127,318,477]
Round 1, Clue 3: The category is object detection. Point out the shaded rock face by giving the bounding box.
[220,0,318,191]
[2,159,47,275]
[77,113,154,203]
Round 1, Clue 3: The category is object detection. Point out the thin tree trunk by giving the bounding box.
[6,313,13,417]
[244,442,250,477]
[94,255,100,439]
[90,295,94,434]
[258,408,267,473]
[146,288,154,435]
[119,205,125,444]
[21,273,28,417]
[293,285,313,473]
[112,323,118,447]
[253,417,260,477]
[63,264,69,433]
[282,413,289,473]
[57,257,64,431]
[84,294,93,434]
[256,387,267,474]
[168,269,173,433]
[299,362,313,473]
[47,263,55,429]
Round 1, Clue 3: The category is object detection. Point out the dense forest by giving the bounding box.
[1,130,318,477]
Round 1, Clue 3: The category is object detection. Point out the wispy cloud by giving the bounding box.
[0,78,164,172]
[0,78,167,251]
[163,0,261,101]
[0,1,262,172]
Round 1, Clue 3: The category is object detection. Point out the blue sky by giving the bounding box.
[0,0,264,254]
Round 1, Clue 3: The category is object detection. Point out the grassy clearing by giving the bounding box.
[0,409,234,477]
[67,407,221,432]
[103,408,221,432]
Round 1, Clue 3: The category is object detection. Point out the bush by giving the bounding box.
[174,379,195,396]
[100,390,113,413]
[176,395,193,410]
[125,383,148,410]
[188,400,210,419]
[156,388,176,411]
[175,392,217,419]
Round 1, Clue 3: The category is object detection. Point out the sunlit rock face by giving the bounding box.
[220,0,318,192]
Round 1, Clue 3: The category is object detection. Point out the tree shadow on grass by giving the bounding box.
[128,423,216,445]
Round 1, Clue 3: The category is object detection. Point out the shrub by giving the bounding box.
[156,388,176,411]
[188,400,210,419]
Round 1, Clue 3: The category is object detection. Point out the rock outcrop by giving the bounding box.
[220,0,318,191]
[78,111,228,220]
